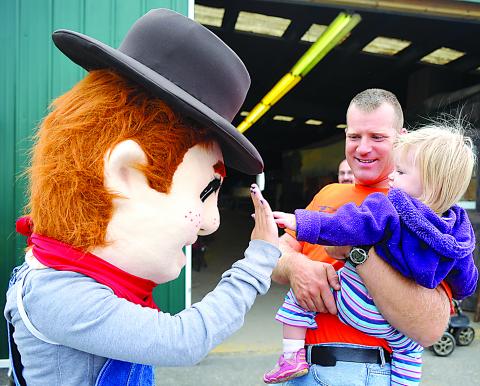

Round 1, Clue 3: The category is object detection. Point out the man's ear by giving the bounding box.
[103,139,149,197]
[400,127,408,135]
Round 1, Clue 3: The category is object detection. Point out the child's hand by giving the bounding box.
[272,211,296,231]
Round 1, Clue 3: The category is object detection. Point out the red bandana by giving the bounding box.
[16,216,159,310]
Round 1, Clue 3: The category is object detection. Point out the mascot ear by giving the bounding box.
[104,140,149,197]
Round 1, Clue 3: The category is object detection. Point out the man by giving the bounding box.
[337,159,354,184]
[272,89,451,385]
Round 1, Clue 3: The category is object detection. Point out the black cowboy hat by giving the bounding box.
[52,8,263,175]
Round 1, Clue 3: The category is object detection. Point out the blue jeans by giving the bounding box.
[95,359,154,386]
[284,344,391,386]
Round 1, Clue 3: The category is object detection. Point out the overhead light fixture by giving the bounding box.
[421,47,465,65]
[336,123,347,129]
[273,115,294,122]
[305,119,323,126]
[237,12,361,133]
[235,11,291,37]
[301,24,327,43]
[194,4,225,27]
[240,111,250,117]
[362,36,411,56]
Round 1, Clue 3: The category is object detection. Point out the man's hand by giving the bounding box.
[272,233,340,314]
[290,257,340,313]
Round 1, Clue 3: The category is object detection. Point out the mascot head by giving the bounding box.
[27,9,262,283]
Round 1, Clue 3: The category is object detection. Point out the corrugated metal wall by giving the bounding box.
[0,0,189,359]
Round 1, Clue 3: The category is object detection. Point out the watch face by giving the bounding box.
[349,248,368,265]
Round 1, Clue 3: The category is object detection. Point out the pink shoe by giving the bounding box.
[263,348,309,384]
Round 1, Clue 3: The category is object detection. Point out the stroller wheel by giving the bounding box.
[432,332,456,356]
[455,327,475,346]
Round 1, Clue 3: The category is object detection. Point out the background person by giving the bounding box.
[338,159,354,184]
[272,88,452,386]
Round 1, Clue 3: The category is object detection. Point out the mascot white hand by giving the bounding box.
[5,9,280,386]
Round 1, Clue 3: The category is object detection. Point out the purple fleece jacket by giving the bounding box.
[295,188,478,300]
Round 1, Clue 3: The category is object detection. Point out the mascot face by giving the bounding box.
[94,140,224,283]
[29,70,226,284]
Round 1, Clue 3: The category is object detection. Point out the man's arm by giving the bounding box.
[272,232,340,314]
[357,248,450,347]
[276,238,450,347]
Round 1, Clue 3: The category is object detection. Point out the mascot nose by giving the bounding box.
[197,202,220,236]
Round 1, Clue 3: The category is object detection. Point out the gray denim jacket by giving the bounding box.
[4,240,280,386]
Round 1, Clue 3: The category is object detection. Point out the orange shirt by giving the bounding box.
[288,183,453,350]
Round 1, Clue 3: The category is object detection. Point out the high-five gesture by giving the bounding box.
[250,184,279,247]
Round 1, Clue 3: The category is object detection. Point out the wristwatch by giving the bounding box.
[347,246,372,267]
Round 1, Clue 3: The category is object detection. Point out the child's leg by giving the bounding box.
[390,350,423,385]
[275,288,316,359]
[275,289,318,328]
[336,264,423,385]
[264,289,313,384]
[284,323,308,339]
[283,324,307,359]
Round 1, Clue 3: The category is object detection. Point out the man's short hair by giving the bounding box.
[348,88,404,132]
[394,121,476,214]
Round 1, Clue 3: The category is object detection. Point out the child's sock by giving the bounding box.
[283,339,305,359]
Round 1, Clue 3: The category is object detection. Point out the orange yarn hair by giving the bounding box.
[28,70,215,250]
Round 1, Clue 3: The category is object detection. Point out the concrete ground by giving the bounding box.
[155,208,480,385]
[155,331,480,386]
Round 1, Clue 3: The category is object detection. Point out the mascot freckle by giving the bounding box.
[5,9,280,386]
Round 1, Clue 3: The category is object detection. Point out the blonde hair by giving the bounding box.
[394,122,476,214]
[349,88,404,132]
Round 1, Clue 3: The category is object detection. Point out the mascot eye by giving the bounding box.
[200,178,222,202]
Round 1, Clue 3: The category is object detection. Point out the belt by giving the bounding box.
[309,345,391,367]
